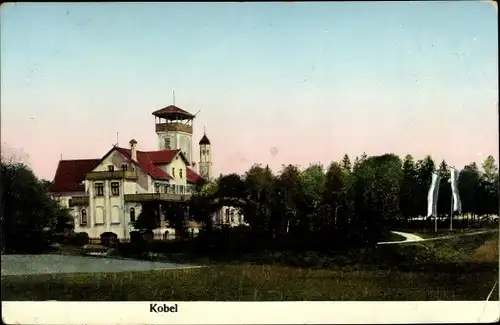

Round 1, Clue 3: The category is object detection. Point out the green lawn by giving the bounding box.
[415,228,498,239]
[2,233,498,301]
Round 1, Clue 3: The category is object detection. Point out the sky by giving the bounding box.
[1,1,498,180]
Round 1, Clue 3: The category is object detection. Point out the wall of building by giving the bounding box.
[215,206,246,227]
[157,131,193,163]
[166,156,188,186]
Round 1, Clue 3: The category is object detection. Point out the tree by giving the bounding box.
[319,162,348,235]
[162,202,188,239]
[133,202,160,232]
[437,160,452,218]
[300,163,326,229]
[1,161,71,253]
[273,164,305,237]
[190,181,219,230]
[481,155,498,184]
[351,154,402,245]
[478,156,499,217]
[216,173,246,204]
[243,164,275,235]
[458,163,481,221]
[400,154,418,222]
[340,154,352,173]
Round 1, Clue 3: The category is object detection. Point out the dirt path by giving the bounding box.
[377,229,498,245]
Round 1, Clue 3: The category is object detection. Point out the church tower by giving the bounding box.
[152,105,195,164]
[198,130,212,180]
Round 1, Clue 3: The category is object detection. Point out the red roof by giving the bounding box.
[186,167,205,184]
[51,147,206,194]
[152,105,195,119]
[51,159,100,193]
[115,147,174,180]
[115,147,204,184]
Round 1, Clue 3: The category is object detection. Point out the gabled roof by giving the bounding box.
[152,105,195,120]
[114,147,174,180]
[115,147,204,184]
[51,159,100,193]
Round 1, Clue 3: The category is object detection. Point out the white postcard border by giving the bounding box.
[2,301,500,324]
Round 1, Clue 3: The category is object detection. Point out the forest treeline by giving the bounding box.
[135,153,499,250]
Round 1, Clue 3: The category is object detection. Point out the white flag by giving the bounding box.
[427,172,441,217]
[450,167,462,213]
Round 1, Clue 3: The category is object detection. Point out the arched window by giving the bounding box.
[230,209,235,223]
[81,209,88,225]
[129,207,136,223]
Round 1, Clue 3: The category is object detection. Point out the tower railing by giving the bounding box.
[156,122,193,134]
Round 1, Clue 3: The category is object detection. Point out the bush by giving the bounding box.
[100,232,119,247]
[69,232,89,247]
[129,231,141,244]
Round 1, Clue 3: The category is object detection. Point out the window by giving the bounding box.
[179,185,184,194]
[95,183,104,196]
[230,209,235,223]
[108,165,114,172]
[111,182,120,196]
[81,209,88,225]
[172,168,175,178]
[164,137,171,150]
[164,184,169,193]
[179,169,183,179]
[225,209,230,224]
[155,183,160,193]
[129,207,136,223]
[121,164,128,171]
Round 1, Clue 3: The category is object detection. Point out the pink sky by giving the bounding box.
[1,2,498,180]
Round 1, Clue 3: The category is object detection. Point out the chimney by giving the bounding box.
[129,139,138,162]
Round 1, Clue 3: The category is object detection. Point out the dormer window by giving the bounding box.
[108,165,114,172]
[121,164,128,171]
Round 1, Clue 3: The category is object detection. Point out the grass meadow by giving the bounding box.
[1,232,498,301]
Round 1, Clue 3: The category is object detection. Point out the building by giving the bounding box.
[50,104,244,241]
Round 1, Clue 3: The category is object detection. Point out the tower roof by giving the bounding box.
[152,105,195,120]
[199,134,211,145]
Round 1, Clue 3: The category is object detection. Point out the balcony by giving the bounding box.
[69,196,89,207]
[86,170,138,181]
[156,122,192,134]
[124,193,192,203]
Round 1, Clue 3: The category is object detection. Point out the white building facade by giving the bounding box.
[50,104,245,241]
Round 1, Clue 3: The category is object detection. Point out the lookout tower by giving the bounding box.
[152,105,195,163]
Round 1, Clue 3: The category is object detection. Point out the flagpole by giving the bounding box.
[435,210,438,233]
[450,191,453,231]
